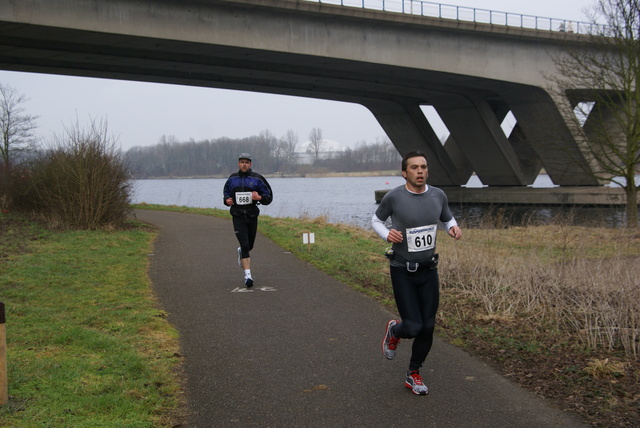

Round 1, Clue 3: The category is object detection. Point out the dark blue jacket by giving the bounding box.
[223,169,273,218]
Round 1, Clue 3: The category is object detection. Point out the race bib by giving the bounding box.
[406,224,437,253]
[235,192,252,205]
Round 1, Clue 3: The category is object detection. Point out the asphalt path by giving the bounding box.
[136,209,587,428]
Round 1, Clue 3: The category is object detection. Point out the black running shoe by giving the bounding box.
[245,277,254,288]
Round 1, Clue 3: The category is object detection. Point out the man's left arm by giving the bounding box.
[254,175,272,205]
[444,218,462,240]
[440,191,461,240]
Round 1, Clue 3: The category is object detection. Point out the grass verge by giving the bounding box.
[0,213,183,427]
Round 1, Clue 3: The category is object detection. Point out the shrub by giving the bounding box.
[25,119,132,229]
[1,162,36,214]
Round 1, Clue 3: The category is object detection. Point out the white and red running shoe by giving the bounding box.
[382,319,400,359]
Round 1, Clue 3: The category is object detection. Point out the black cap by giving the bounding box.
[239,153,252,161]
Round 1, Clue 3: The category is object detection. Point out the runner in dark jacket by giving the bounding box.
[223,153,273,287]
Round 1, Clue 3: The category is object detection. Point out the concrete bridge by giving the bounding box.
[0,0,601,187]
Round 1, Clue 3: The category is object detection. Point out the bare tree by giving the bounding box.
[0,84,38,169]
[0,84,39,210]
[307,127,324,163]
[551,0,640,226]
[280,129,299,172]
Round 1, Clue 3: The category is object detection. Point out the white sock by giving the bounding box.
[244,269,251,279]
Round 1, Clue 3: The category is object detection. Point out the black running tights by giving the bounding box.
[389,265,440,371]
[233,216,258,259]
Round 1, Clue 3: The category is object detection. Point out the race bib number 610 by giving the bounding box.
[406,224,437,253]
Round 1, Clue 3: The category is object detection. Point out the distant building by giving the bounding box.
[295,139,348,164]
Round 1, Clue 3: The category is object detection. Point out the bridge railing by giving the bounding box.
[312,0,604,35]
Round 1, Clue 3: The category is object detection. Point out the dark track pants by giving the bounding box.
[233,216,258,259]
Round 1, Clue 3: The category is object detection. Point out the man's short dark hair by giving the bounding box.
[402,150,428,171]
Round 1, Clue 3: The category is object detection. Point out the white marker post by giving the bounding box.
[302,231,315,252]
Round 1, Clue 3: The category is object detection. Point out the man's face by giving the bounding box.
[238,159,251,172]
[402,156,428,189]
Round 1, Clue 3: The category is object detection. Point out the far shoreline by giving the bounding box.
[133,170,402,180]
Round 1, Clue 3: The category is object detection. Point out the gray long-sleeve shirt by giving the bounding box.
[373,185,456,267]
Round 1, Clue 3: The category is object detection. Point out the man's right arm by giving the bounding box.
[223,179,233,206]
[372,214,390,242]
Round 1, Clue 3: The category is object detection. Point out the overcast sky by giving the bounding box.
[0,0,596,152]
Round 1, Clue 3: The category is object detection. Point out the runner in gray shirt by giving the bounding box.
[372,150,462,395]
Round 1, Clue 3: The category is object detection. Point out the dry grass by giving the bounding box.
[584,358,629,379]
[431,222,639,426]
[438,225,640,358]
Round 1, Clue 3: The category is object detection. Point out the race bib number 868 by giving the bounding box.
[406,224,437,253]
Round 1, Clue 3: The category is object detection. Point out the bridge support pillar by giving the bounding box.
[432,93,535,186]
[362,98,473,186]
[577,93,625,182]
[503,88,600,186]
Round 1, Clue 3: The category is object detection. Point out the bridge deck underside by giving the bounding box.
[0,0,600,186]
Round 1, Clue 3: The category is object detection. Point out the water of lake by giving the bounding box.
[132,176,405,228]
[131,176,630,228]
